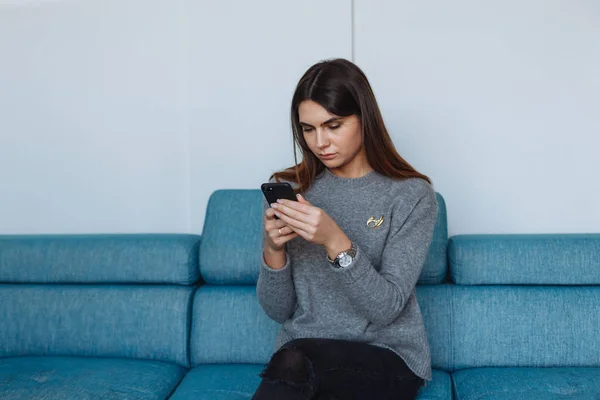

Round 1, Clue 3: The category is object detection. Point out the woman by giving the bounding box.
[253,58,437,400]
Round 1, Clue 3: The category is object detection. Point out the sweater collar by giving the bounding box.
[318,167,382,189]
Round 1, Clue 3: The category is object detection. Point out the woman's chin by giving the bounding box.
[321,158,344,167]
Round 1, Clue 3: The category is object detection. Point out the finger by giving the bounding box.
[296,194,312,205]
[273,210,312,235]
[266,224,290,239]
[277,226,294,236]
[272,203,312,224]
[265,208,288,225]
[265,218,288,233]
[268,221,293,236]
[274,232,299,245]
[277,199,312,214]
[264,207,277,220]
[283,224,312,243]
[269,227,297,241]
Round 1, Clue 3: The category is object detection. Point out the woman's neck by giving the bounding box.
[327,152,372,178]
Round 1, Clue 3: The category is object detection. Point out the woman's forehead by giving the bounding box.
[298,101,340,123]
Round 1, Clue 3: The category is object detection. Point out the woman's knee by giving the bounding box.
[259,346,317,394]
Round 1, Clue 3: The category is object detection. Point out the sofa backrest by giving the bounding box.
[0,234,200,284]
[190,285,279,365]
[447,234,600,370]
[449,285,600,370]
[189,284,455,369]
[199,189,448,285]
[0,234,201,367]
[449,234,600,285]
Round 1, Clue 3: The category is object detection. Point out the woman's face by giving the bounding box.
[298,100,366,173]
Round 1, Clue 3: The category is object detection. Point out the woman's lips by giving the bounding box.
[320,153,337,160]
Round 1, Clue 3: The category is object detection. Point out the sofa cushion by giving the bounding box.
[199,190,448,285]
[0,234,201,284]
[419,370,453,400]
[418,285,454,371]
[190,285,279,365]
[0,356,186,400]
[452,367,600,399]
[449,234,600,285]
[199,190,263,285]
[169,365,452,400]
[190,285,453,370]
[0,285,193,367]
[451,286,600,370]
[170,364,262,400]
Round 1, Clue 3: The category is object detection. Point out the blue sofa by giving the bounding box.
[1,190,599,399]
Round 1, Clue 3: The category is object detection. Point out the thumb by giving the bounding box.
[296,193,310,204]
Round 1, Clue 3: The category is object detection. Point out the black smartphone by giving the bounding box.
[261,182,297,219]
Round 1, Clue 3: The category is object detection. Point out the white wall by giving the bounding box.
[354,0,600,235]
[187,0,352,232]
[0,0,190,234]
[1,1,598,235]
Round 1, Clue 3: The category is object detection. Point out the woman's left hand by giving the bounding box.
[270,194,352,258]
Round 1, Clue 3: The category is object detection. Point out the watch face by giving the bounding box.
[339,254,352,268]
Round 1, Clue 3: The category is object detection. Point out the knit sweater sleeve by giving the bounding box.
[330,183,438,327]
[256,192,298,324]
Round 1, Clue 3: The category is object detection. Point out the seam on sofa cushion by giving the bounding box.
[451,372,460,400]
[184,287,197,368]
[449,285,456,372]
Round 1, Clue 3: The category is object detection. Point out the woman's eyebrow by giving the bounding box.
[299,117,343,128]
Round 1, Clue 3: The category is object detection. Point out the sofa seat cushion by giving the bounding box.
[419,369,453,400]
[0,356,186,400]
[453,367,600,399]
[169,364,451,400]
[170,364,262,400]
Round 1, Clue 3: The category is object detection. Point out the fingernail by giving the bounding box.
[276,199,283,204]
[297,194,302,199]
[270,203,278,208]
[274,211,280,217]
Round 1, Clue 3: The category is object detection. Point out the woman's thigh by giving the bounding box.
[280,338,424,400]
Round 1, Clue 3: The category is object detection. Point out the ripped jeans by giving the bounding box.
[251,338,425,400]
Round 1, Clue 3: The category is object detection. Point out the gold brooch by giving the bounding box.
[366,216,384,228]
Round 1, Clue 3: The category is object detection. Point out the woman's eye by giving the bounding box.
[329,124,341,130]
[302,127,313,133]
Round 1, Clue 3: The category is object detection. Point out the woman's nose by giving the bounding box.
[315,130,329,148]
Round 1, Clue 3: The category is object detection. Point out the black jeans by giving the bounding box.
[252,338,425,400]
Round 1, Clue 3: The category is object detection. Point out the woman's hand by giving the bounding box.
[264,206,299,252]
[270,194,352,259]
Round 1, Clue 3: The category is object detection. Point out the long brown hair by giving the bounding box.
[271,58,432,193]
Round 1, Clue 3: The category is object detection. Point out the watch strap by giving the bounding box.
[326,242,356,264]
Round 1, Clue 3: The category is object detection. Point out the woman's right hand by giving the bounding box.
[264,206,299,251]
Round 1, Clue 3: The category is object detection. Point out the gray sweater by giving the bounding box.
[257,168,438,381]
